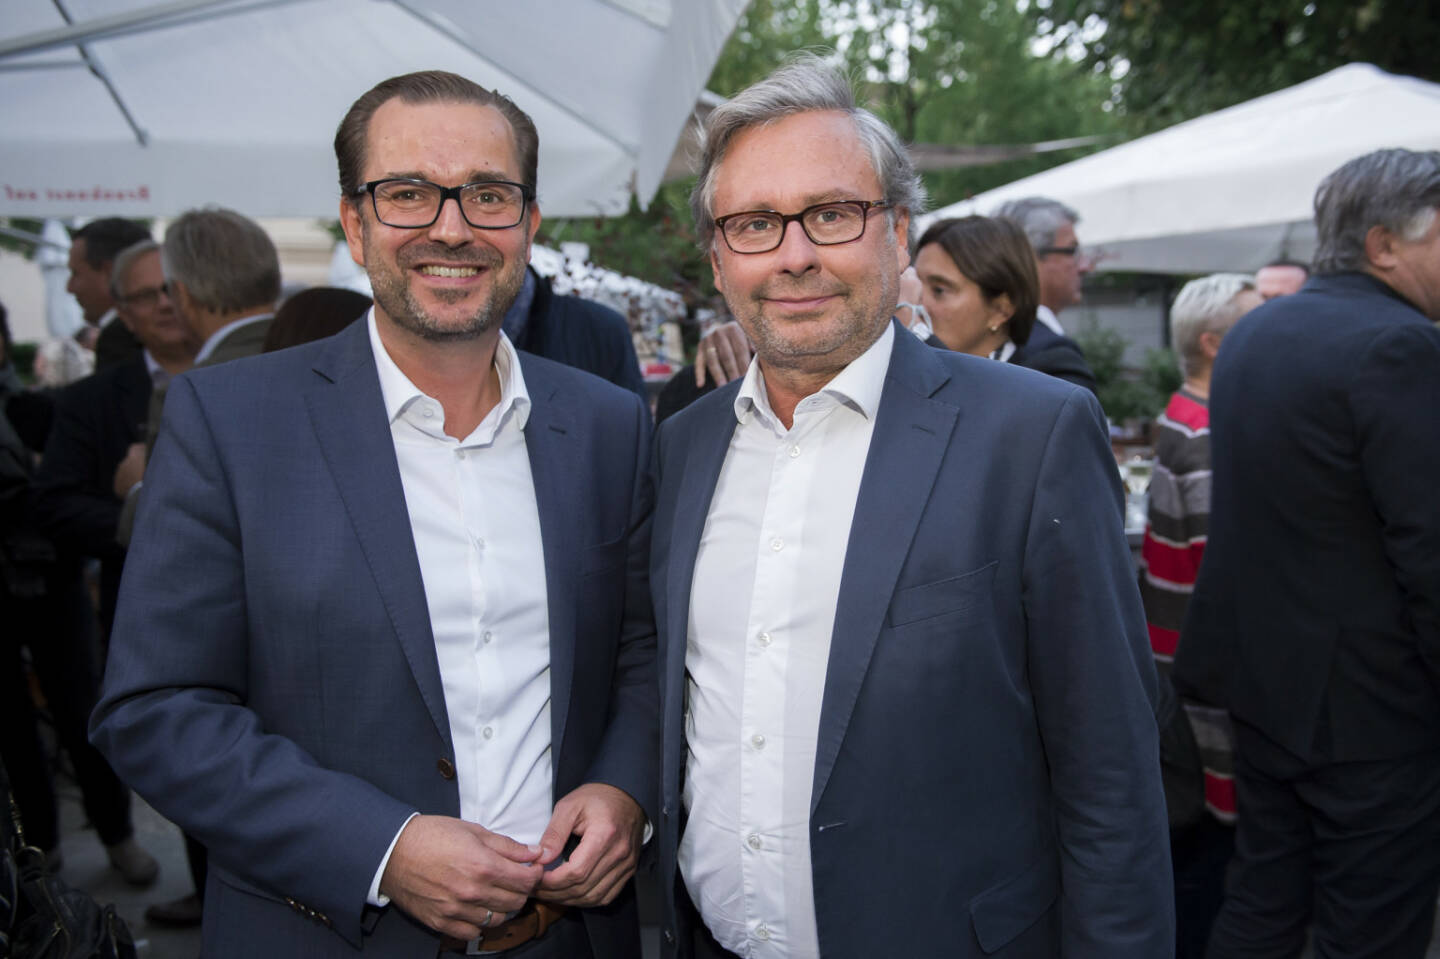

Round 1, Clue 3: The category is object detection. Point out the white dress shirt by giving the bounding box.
[364,313,553,903]
[681,323,894,958]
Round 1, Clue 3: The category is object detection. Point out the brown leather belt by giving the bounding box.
[439,901,570,953]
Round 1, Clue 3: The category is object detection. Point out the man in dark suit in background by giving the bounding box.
[505,264,646,401]
[92,70,655,958]
[993,196,1099,392]
[1175,148,1440,958]
[31,238,193,887]
[66,218,151,371]
[166,207,280,369]
[652,57,1170,959]
[38,240,198,644]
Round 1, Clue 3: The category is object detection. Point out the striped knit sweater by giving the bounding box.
[1139,388,1236,823]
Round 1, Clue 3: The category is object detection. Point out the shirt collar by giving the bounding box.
[367,308,531,434]
[97,307,119,330]
[734,321,894,428]
[194,311,273,365]
[1035,304,1064,337]
[141,349,171,390]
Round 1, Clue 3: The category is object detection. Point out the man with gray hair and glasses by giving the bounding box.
[991,196,1098,392]
[1175,148,1440,958]
[651,55,1171,959]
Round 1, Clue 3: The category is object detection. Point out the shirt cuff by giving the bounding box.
[367,812,420,908]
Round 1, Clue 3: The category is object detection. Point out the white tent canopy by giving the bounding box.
[0,0,746,219]
[920,64,1440,274]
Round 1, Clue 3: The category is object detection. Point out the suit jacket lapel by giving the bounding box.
[661,388,741,765]
[811,328,958,812]
[517,358,581,780]
[303,323,452,749]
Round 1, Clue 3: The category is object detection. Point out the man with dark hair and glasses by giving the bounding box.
[92,70,655,958]
[30,239,190,889]
[650,55,1171,959]
[991,196,1099,393]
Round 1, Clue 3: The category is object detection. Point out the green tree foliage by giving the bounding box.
[1030,0,1440,132]
[834,0,1122,205]
[546,0,1121,293]
[1074,323,1179,422]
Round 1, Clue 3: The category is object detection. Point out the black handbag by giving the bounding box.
[1,760,137,959]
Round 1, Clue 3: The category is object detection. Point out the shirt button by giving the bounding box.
[755,924,771,941]
[770,537,783,551]
[476,537,486,550]
[482,726,494,740]
[751,733,766,750]
[456,449,467,460]
[789,445,800,458]
[436,758,455,780]
[483,631,494,644]
[422,406,434,418]
[746,833,762,850]
[757,631,772,647]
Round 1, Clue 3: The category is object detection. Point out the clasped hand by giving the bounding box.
[380,783,644,939]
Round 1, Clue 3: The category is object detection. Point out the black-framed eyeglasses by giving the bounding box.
[713,200,890,254]
[1037,244,1081,258]
[354,178,534,230]
[119,282,169,309]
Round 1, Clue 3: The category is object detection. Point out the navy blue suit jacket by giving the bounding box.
[1010,321,1098,394]
[91,321,657,957]
[1176,272,1440,763]
[515,269,647,403]
[652,324,1172,957]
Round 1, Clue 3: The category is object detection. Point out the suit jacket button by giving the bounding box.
[663,929,675,944]
[437,758,456,780]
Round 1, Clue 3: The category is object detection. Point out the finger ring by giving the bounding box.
[481,909,493,928]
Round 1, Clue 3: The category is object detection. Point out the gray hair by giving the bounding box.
[1170,273,1256,378]
[109,240,160,301]
[1313,148,1440,274]
[991,196,1080,253]
[690,54,926,248]
[162,208,281,314]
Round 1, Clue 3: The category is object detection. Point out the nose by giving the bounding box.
[427,194,473,245]
[770,218,821,275]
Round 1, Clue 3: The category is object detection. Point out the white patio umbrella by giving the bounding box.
[0,0,746,219]
[919,64,1440,274]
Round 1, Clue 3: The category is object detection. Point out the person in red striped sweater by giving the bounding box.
[1140,272,1262,958]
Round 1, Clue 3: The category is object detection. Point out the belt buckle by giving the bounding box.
[466,936,485,956]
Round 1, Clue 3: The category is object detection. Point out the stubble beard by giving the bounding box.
[366,232,525,343]
[731,270,896,378]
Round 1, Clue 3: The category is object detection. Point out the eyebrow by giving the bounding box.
[379,169,518,184]
[722,190,870,213]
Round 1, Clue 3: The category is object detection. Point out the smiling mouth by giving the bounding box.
[418,264,482,278]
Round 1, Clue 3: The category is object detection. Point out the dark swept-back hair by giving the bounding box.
[334,70,540,199]
[71,218,151,268]
[916,215,1039,346]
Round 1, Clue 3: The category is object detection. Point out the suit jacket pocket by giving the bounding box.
[968,851,1060,953]
[887,561,997,627]
[211,864,287,905]
[580,535,626,577]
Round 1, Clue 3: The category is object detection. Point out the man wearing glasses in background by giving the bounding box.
[93,71,655,958]
[992,195,1100,393]
[650,56,1171,959]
